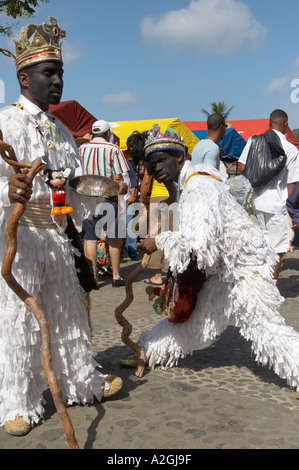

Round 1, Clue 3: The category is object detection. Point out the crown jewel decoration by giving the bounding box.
[0,17,65,72]
[144,124,185,159]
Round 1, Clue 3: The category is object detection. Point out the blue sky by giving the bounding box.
[1,0,299,129]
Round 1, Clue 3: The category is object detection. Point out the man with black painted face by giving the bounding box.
[131,125,299,399]
[18,61,64,109]
[0,17,122,437]
[146,150,182,185]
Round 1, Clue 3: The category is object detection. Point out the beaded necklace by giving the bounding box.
[184,171,220,187]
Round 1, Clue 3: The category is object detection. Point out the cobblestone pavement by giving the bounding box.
[0,249,299,451]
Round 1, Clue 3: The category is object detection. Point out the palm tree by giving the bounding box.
[201,101,234,120]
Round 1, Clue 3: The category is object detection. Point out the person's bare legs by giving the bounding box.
[144,248,165,285]
[273,253,284,281]
[108,239,124,280]
[145,269,163,285]
[84,240,98,283]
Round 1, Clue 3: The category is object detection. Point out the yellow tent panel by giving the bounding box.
[109,117,199,153]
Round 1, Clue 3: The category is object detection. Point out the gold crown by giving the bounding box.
[0,17,66,72]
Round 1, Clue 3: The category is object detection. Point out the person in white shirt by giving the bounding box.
[238,109,299,280]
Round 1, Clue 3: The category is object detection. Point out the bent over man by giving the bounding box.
[133,126,299,396]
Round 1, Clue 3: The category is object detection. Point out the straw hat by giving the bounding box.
[75,133,92,147]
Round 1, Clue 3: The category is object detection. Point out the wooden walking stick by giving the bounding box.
[115,252,150,378]
[0,137,79,449]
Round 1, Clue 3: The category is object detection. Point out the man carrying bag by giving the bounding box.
[239,109,299,280]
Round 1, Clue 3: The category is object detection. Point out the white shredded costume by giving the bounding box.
[139,160,299,391]
[0,95,106,427]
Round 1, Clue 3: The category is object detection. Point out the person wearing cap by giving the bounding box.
[0,17,122,437]
[79,119,130,287]
[122,125,299,397]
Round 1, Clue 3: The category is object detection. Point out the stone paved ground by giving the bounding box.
[0,248,299,451]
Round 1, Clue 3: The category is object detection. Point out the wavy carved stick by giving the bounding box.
[0,138,79,449]
[115,253,150,378]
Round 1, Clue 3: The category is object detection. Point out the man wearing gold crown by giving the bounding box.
[128,125,299,397]
[0,17,122,436]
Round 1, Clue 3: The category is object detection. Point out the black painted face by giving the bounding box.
[22,61,64,108]
[146,151,181,183]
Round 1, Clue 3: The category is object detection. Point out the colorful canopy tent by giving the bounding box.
[109,117,199,153]
[49,100,97,138]
[227,119,299,149]
[184,118,299,150]
[192,127,247,161]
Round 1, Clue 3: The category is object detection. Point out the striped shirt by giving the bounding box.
[79,137,129,177]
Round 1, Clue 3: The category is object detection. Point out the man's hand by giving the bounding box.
[117,180,128,195]
[113,174,128,195]
[8,170,33,204]
[138,237,157,254]
[238,162,246,174]
[127,188,136,204]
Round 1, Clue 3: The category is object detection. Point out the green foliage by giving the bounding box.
[292,128,299,140]
[201,101,234,120]
[0,0,49,36]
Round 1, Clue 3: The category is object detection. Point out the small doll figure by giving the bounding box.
[145,285,164,316]
[45,168,73,215]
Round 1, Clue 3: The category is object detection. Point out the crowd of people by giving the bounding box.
[1,16,299,438]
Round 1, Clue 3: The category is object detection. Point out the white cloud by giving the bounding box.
[61,42,84,64]
[265,76,290,94]
[141,0,267,56]
[101,91,138,108]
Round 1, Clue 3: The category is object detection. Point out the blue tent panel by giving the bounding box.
[192,130,208,140]
[192,128,246,160]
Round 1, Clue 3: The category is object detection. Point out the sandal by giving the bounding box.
[144,278,164,286]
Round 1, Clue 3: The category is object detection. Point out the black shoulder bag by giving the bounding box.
[244,130,287,188]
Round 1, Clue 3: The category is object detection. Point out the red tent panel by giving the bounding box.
[184,118,299,149]
[50,100,98,138]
